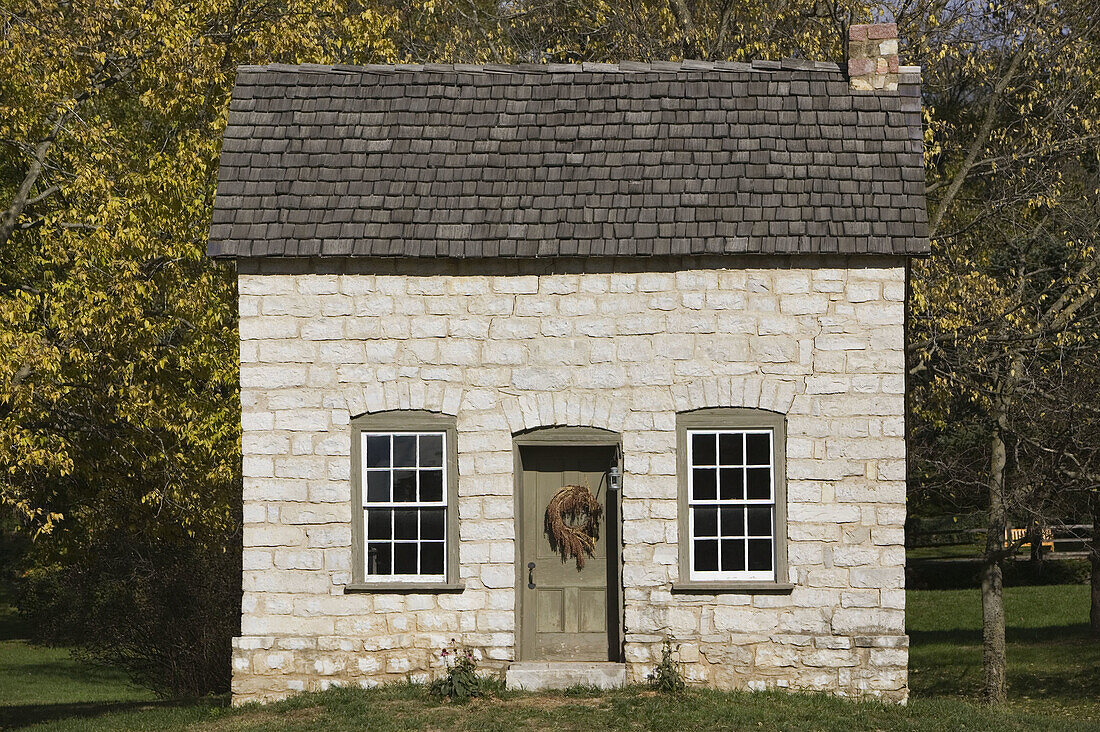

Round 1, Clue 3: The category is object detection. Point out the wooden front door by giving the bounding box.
[518,444,618,661]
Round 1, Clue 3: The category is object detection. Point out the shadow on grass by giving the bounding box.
[909,623,1092,645]
[0,697,225,729]
[913,670,1100,706]
[0,598,28,642]
[2,655,151,689]
[0,614,28,643]
[910,624,1100,705]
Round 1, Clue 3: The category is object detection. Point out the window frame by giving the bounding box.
[673,408,793,593]
[346,410,462,593]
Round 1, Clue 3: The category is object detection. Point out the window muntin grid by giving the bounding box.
[361,431,447,580]
[687,429,775,581]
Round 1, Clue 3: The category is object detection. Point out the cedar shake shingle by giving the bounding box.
[208,61,928,259]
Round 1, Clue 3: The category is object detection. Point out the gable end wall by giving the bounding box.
[232,255,908,703]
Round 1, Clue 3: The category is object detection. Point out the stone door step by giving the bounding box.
[505,661,627,691]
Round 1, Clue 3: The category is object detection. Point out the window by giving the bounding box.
[675,408,790,591]
[688,429,775,580]
[350,411,460,590]
[363,431,447,578]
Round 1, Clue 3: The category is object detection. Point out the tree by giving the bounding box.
[903,0,1100,704]
[1016,350,1100,635]
[0,0,400,694]
[1,0,245,694]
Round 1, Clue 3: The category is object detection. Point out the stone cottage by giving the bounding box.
[208,23,926,704]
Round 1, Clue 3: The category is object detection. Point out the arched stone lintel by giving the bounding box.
[344,381,463,420]
[499,392,626,435]
[670,376,799,415]
[341,377,798,430]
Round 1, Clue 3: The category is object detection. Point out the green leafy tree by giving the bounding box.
[0,0,880,694]
[0,0,400,694]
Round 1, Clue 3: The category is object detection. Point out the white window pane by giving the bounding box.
[687,427,777,581]
[360,430,448,579]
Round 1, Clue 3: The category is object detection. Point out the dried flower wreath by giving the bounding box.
[544,484,603,569]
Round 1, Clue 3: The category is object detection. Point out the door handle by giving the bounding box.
[527,562,536,589]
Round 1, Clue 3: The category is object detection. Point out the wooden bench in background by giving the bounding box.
[1004,527,1055,552]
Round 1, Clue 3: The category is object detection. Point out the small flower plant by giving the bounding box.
[647,638,687,693]
[429,639,484,701]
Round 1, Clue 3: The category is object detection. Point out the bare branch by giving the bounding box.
[928,41,1028,237]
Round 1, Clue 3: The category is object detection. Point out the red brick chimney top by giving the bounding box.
[848,23,899,91]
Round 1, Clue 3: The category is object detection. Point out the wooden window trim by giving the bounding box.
[346,410,462,593]
[672,407,792,594]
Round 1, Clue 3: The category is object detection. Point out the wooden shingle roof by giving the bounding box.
[208,60,927,259]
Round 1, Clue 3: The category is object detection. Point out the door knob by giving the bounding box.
[527,562,536,589]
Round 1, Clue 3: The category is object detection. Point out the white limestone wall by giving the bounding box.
[231,255,908,703]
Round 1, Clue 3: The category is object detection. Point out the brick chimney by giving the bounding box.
[848,23,899,91]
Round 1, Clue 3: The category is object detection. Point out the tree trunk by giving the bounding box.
[980,558,1007,701]
[1091,495,1100,635]
[982,405,1009,704]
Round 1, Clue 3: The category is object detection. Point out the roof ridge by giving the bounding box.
[235,58,846,77]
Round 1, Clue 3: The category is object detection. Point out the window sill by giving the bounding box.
[671,581,795,594]
[344,581,466,594]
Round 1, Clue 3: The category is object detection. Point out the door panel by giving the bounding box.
[520,445,616,661]
[537,589,564,633]
[578,589,606,632]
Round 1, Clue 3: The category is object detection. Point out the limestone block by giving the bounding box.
[788,502,862,524]
[261,295,317,318]
[840,591,880,608]
[881,590,905,610]
[304,525,351,548]
[245,525,306,548]
[755,644,799,668]
[479,565,514,589]
[805,568,850,588]
[870,648,907,667]
[777,609,829,634]
[849,567,904,589]
[831,545,882,567]
[713,607,779,633]
[832,608,904,635]
[273,550,323,570]
[846,282,881,302]
[280,504,351,525]
[786,543,825,567]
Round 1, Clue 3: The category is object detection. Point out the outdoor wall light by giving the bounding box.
[608,465,621,492]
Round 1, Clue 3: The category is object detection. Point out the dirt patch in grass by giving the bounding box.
[495,694,610,710]
[189,703,323,731]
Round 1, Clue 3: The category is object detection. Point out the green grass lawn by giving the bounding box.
[0,588,160,728]
[1,584,1097,731]
[906,542,985,560]
[13,683,1097,732]
[908,584,1100,721]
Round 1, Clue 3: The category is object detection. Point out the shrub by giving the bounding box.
[18,529,240,698]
